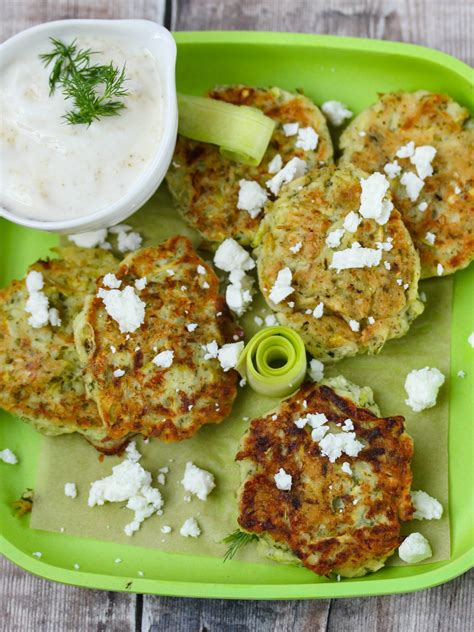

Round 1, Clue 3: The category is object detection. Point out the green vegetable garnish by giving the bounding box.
[237,326,307,397]
[40,37,129,126]
[223,529,258,562]
[177,93,276,166]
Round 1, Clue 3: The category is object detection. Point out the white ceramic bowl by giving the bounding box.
[0,19,177,234]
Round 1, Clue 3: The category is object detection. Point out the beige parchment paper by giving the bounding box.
[30,187,452,566]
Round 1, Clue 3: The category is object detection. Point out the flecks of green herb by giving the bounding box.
[222,529,258,562]
[39,37,129,126]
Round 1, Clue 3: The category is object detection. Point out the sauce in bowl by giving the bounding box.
[1,34,164,222]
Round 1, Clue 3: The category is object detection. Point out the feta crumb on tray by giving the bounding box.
[181,461,215,501]
[64,482,77,498]
[180,517,201,538]
[411,490,443,520]
[398,532,432,564]
[0,448,18,464]
[404,367,445,412]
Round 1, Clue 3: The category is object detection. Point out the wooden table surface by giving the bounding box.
[1,1,473,630]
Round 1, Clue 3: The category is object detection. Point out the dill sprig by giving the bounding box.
[39,37,129,126]
[222,529,258,562]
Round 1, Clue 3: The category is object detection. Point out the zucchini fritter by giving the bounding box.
[255,165,424,362]
[340,90,474,278]
[0,247,126,453]
[166,85,333,248]
[74,236,241,441]
[236,379,414,578]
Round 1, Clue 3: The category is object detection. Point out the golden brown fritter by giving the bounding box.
[255,165,424,362]
[74,236,242,441]
[236,380,414,578]
[339,90,474,278]
[0,247,127,454]
[166,85,333,248]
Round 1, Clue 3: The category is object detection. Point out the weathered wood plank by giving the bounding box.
[172,0,474,65]
[0,556,136,632]
[141,595,331,632]
[327,569,474,632]
[0,0,166,42]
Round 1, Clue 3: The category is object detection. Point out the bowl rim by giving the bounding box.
[0,18,178,233]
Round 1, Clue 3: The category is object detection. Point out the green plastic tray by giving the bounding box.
[1,31,473,599]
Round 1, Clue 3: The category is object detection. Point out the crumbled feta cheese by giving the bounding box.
[186,323,198,332]
[367,316,375,325]
[225,269,254,316]
[64,482,77,498]
[266,157,307,196]
[103,273,121,289]
[318,431,364,463]
[404,367,445,412]
[308,358,324,382]
[268,153,283,174]
[418,201,428,212]
[358,131,366,137]
[468,333,474,348]
[384,160,401,179]
[202,280,210,289]
[134,277,147,291]
[341,462,353,476]
[358,173,393,225]
[237,179,268,219]
[457,370,466,378]
[349,319,360,332]
[110,225,143,253]
[410,145,436,180]
[454,185,461,195]
[295,127,319,151]
[25,270,44,292]
[157,473,166,485]
[180,517,201,538]
[343,211,362,233]
[265,314,278,327]
[375,240,393,252]
[325,228,345,249]
[32,551,43,558]
[274,468,292,491]
[113,368,125,378]
[217,341,244,372]
[0,448,18,464]
[398,532,432,563]
[282,122,299,136]
[425,232,436,245]
[97,286,146,333]
[181,461,216,500]
[214,239,255,276]
[196,265,206,275]
[88,442,163,537]
[401,171,424,201]
[330,243,382,272]
[254,316,263,326]
[289,241,303,254]
[152,350,174,369]
[24,271,51,328]
[202,340,219,360]
[321,101,353,126]
[411,490,443,520]
[311,425,330,442]
[166,269,175,277]
[396,279,403,286]
[342,418,354,432]
[68,228,109,249]
[396,141,415,159]
[269,267,294,304]
[161,525,172,534]
[437,263,444,276]
[312,302,324,318]
[384,261,392,270]
[48,308,61,327]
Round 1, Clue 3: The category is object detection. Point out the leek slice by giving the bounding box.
[237,326,307,397]
[177,93,276,166]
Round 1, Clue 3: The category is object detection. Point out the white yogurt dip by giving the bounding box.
[0,35,164,221]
